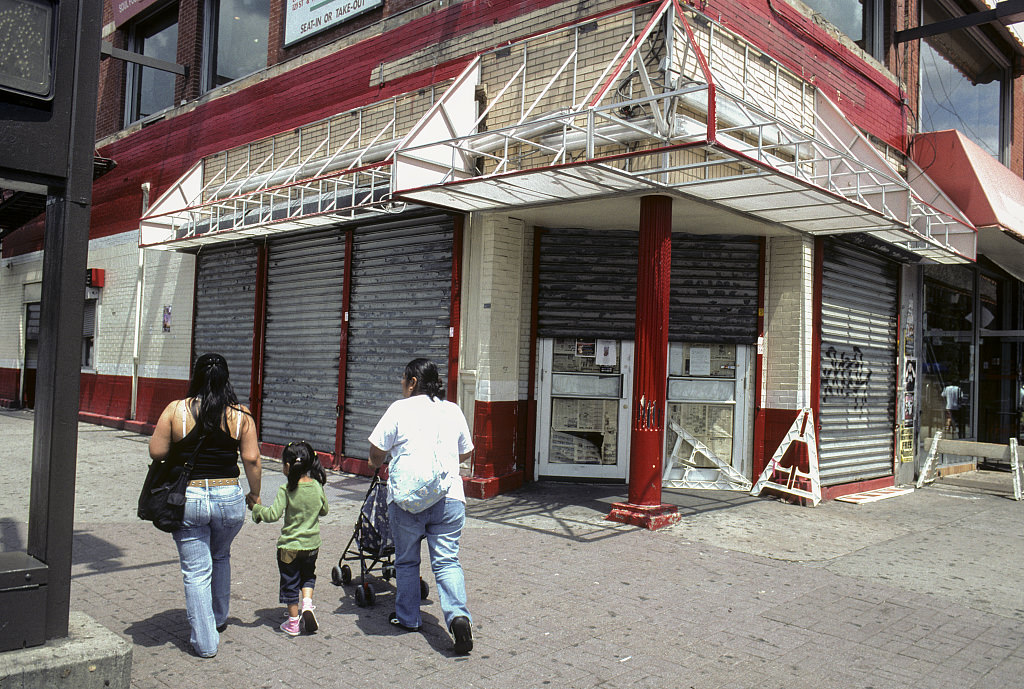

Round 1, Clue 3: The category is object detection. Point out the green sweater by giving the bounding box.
[252,481,329,551]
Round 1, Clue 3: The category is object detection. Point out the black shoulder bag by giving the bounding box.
[138,435,205,533]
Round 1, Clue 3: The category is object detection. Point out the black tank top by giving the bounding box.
[171,408,243,480]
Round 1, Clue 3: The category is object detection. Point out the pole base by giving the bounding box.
[605,502,680,530]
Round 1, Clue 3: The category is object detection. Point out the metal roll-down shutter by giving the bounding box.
[538,229,638,339]
[819,239,899,485]
[194,243,258,405]
[670,235,760,344]
[261,229,346,452]
[538,230,760,343]
[343,213,454,459]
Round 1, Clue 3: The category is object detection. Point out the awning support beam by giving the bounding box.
[894,0,1024,43]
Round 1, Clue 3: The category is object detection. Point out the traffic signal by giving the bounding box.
[0,0,56,102]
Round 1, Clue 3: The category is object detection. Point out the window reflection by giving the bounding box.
[920,41,1001,158]
[208,0,269,89]
[129,5,178,122]
[922,266,974,441]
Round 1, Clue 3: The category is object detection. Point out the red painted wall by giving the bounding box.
[77,373,188,426]
[0,368,19,407]
[466,400,525,498]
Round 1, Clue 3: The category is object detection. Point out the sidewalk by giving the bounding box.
[2,408,1022,688]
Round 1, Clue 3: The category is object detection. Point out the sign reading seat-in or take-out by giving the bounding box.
[285,0,383,46]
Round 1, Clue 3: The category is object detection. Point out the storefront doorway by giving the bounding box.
[662,343,754,489]
[536,338,633,480]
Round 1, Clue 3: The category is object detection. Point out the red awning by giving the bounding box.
[911,130,1024,236]
[912,129,1024,279]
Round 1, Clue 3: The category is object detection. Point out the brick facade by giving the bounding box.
[762,235,815,411]
[3,0,1022,498]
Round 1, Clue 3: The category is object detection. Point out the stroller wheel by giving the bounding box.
[419,578,429,600]
[331,565,344,586]
[382,565,395,580]
[354,583,376,607]
[341,564,352,585]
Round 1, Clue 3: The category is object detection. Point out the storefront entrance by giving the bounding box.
[662,343,754,489]
[536,338,755,484]
[537,338,633,480]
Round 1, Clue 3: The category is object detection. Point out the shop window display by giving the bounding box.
[548,338,621,465]
[664,343,737,467]
[922,266,974,441]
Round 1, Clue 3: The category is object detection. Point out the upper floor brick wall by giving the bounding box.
[7,0,1007,260]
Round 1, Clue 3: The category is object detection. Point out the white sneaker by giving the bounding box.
[300,600,318,633]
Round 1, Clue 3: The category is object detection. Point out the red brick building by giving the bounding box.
[3,0,1023,519]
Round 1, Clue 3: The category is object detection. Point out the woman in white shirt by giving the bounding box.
[368,358,475,654]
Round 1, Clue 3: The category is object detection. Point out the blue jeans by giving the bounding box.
[172,484,245,657]
[388,497,471,630]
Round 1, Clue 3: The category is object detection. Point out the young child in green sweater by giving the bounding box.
[252,441,329,636]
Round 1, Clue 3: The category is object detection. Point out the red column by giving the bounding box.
[607,195,680,530]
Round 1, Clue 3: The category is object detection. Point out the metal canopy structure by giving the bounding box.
[137,88,450,249]
[392,0,976,263]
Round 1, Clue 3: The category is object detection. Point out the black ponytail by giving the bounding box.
[403,358,445,400]
[282,441,326,492]
[188,353,248,434]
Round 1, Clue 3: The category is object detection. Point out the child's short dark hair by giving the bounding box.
[282,441,327,491]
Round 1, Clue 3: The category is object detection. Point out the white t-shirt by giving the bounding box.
[368,394,473,504]
[941,385,962,411]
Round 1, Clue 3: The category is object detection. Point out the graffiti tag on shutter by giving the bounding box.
[822,346,872,410]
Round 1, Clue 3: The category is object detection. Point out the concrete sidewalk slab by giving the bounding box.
[1,410,1022,688]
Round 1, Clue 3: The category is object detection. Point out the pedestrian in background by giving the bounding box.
[368,358,475,654]
[251,440,329,636]
[148,352,262,658]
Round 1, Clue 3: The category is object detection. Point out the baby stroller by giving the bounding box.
[331,468,429,607]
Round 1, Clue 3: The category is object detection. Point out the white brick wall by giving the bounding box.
[0,253,43,370]
[475,214,527,403]
[762,235,814,409]
[460,213,528,404]
[0,232,195,382]
[90,233,195,381]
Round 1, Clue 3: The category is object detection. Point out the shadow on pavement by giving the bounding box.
[123,609,191,652]
[464,480,761,541]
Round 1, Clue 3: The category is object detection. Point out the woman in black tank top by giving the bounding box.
[148,353,262,658]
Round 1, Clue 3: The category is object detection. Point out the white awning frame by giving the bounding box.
[393,0,976,263]
[137,90,438,249]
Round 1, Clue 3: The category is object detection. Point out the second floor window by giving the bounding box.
[920,39,1006,162]
[796,0,882,59]
[204,0,270,91]
[125,3,179,124]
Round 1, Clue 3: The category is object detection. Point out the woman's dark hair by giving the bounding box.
[404,358,445,400]
[187,352,246,434]
[282,441,326,491]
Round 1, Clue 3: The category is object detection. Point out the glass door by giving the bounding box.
[662,343,754,489]
[537,338,633,480]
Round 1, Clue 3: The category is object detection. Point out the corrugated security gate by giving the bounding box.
[194,244,258,404]
[261,229,346,452]
[342,214,454,459]
[819,239,899,485]
[670,235,760,344]
[538,229,637,338]
[538,230,760,340]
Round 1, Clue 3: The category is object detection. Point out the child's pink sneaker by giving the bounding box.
[280,616,300,636]
[300,600,318,633]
